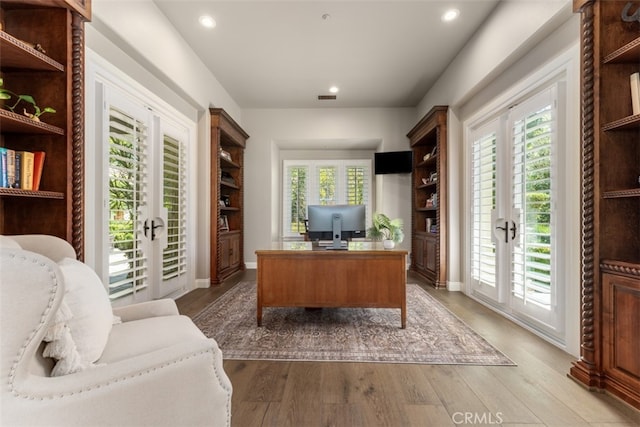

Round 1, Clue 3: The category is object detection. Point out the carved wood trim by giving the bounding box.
[71,12,85,260]
[578,0,597,372]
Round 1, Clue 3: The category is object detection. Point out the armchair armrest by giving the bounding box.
[112,299,179,322]
[6,339,232,427]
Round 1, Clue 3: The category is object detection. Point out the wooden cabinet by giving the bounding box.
[570,0,640,410]
[210,108,248,285]
[601,262,640,405]
[0,1,90,258]
[407,106,448,288]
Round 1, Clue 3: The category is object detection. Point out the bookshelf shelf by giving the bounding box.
[603,35,640,64]
[0,188,64,199]
[0,30,65,72]
[602,114,640,131]
[0,110,65,135]
[602,188,640,199]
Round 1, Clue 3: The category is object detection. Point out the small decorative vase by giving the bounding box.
[383,239,395,249]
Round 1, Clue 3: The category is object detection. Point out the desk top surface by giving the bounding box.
[256,241,408,255]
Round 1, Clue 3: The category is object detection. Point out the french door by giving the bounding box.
[105,88,188,304]
[469,85,563,338]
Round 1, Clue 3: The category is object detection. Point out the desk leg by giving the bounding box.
[257,305,262,327]
[401,307,406,329]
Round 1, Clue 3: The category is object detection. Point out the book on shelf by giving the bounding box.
[631,72,640,115]
[6,149,16,188]
[32,151,45,191]
[19,151,34,190]
[2,150,45,191]
[0,148,7,188]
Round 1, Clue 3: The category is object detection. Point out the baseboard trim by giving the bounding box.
[246,261,257,270]
[195,278,211,289]
[447,281,462,292]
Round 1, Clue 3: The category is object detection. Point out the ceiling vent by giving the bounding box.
[318,95,337,100]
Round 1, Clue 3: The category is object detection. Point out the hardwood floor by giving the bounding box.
[176,270,640,426]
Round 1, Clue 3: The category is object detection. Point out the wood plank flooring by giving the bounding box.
[176,270,640,426]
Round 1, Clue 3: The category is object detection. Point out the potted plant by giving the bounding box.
[0,78,56,122]
[368,212,404,249]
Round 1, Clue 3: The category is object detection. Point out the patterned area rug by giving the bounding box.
[193,282,515,365]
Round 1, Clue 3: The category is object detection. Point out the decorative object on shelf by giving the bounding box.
[221,194,231,206]
[220,170,235,185]
[367,212,404,249]
[0,78,56,122]
[219,148,232,162]
[219,215,229,231]
[425,193,437,208]
[429,171,438,182]
[421,177,428,185]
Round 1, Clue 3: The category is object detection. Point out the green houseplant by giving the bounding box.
[368,212,404,249]
[0,77,56,122]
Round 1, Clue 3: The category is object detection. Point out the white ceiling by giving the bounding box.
[153,0,500,109]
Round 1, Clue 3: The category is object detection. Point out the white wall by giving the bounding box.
[241,108,415,266]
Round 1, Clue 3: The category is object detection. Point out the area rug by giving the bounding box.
[193,282,515,365]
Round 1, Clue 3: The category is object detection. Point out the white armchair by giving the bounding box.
[1,235,232,427]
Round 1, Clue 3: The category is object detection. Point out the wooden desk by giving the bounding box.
[256,242,408,328]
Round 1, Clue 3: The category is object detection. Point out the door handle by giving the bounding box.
[510,220,517,241]
[143,219,150,238]
[495,221,509,243]
[150,220,163,241]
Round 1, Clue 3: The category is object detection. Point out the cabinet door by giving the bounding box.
[229,234,241,268]
[219,235,231,270]
[602,272,640,391]
[425,236,437,272]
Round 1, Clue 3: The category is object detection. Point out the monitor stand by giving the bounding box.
[326,213,348,250]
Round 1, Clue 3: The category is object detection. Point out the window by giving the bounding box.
[283,159,372,238]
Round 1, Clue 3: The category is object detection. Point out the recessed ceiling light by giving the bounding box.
[329,86,339,94]
[199,15,216,29]
[441,8,460,22]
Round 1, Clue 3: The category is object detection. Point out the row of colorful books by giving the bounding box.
[0,148,46,191]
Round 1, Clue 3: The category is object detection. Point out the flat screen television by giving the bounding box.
[374,151,413,174]
[307,204,366,250]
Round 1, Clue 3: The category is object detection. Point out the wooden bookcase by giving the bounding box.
[210,108,249,285]
[407,106,448,288]
[570,0,640,410]
[0,0,90,258]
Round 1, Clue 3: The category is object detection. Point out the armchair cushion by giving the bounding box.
[57,257,113,365]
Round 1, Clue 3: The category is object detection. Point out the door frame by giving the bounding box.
[462,45,580,348]
[85,50,198,306]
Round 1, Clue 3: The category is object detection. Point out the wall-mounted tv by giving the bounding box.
[374,151,413,175]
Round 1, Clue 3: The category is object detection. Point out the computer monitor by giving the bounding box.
[307,204,366,250]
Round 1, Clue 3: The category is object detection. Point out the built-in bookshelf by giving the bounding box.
[210,108,249,285]
[570,0,640,410]
[0,1,90,257]
[407,105,448,288]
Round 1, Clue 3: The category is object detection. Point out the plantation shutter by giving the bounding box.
[470,122,498,290]
[108,106,149,300]
[282,160,372,238]
[284,164,309,234]
[162,134,187,281]
[346,164,371,229]
[510,88,555,308]
[316,165,337,205]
